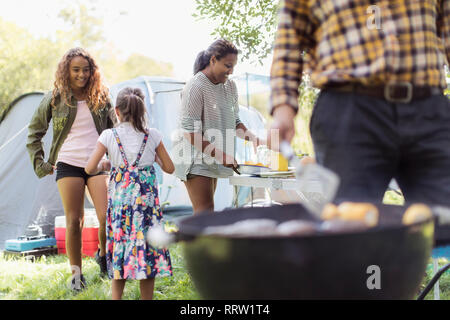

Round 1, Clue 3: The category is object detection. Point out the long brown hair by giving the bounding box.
[115,87,148,134]
[51,47,109,112]
[193,39,238,74]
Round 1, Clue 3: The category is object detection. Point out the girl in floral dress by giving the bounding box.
[85,87,174,300]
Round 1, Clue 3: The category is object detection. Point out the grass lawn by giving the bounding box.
[1,242,448,300]
[421,258,450,300]
[0,243,200,300]
[383,190,450,300]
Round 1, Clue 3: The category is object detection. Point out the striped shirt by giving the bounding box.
[174,71,242,180]
[270,0,450,113]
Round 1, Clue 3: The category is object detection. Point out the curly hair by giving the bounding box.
[51,47,109,112]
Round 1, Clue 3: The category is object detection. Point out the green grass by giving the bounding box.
[421,258,450,300]
[1,194,449,300]
[0,243,200,300]
[382,190,450,299]
[382,190,405,206]
[1,242,448,300]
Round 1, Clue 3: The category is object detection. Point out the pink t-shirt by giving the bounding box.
[56,101,99,168]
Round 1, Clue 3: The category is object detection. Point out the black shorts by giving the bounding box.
[55,161,108,183]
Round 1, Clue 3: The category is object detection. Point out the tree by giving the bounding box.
[0,18,64,117]
[56,0,106,49]
[294,75,319,155]
[0,0,108,116]
[193,0,317,154]
[193,0,278,63]
[0,1,174,120]
[121,54,173,80]
[100,53,174,85]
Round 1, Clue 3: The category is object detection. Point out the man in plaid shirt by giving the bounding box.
[270,0,450,204]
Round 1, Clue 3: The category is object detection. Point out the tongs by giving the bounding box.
[280,141,340,219]
[232,165,241,175]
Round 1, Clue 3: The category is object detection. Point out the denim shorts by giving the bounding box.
[55,161,108,183]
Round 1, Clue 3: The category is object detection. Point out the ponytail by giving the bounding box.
[193,39,238,75]
[115,87,148,134]
[193,50,211,75]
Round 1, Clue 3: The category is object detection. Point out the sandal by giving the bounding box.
[70,274,86,292]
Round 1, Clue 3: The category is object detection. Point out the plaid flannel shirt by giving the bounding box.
[270,0,450,114]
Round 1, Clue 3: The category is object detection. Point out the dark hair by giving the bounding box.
[193,39,238,74]
[115,87,148,134]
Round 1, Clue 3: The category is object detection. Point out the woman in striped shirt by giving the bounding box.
[174,39,263,214]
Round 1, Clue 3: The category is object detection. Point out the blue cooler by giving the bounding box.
[5,236,56,252]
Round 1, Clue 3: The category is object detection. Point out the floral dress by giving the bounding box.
[106,128,172,280]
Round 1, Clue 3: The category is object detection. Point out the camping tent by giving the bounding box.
[0,76,267,248]
[0,92,65,248]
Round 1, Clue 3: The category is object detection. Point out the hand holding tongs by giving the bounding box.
[232,164,241,175]
[224,158,240,175]
[280,141,340,219]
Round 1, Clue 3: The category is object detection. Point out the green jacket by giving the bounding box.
[26,91,114,178]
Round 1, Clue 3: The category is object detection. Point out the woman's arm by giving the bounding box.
[26,92,54,178]
[155,141,175,174]
[85,141,109,175]
[183,132,236,167]
[235,123,266,150]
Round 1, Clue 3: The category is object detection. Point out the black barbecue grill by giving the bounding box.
[174,203,450,300]
[417,222,450,300]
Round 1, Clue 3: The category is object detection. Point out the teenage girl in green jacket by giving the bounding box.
[26,47,114,291]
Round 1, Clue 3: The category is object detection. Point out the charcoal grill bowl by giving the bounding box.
[179,203,434,299]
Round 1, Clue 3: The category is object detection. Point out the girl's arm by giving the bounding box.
[85,141,109,175]
[155,141,175,174]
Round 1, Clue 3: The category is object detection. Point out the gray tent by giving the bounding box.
[0,76,267,248]
[0,92,64,248]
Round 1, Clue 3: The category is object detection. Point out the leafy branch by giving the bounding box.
[193,0,279,64]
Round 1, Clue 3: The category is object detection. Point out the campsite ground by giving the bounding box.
[1,239,449,300]
[0,192,449,300]
[0,245,448,300]
[0,243,200,300]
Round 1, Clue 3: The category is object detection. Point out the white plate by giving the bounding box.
[238,164,271,175]
[259,170,295,178]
